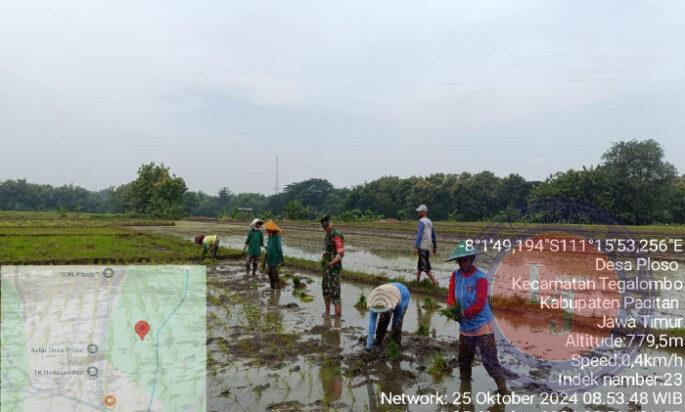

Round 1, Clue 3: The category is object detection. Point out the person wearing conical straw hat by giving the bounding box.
[446,240,508,396]
[243,218,264,276]
[365,283,410,351]
[264,220,284,289]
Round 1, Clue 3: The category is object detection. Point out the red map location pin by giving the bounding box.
[134,320,150,341]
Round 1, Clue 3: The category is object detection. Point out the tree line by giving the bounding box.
[1,139,683,225]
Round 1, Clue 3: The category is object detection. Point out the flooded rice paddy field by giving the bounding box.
[205,263,683,412]
[134,222,685,410]
[143,221,685,279]
[139,221,685,321]
[137,221,462,286]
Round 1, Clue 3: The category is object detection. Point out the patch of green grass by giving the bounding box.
[206,351,219,375]
[292,276,306,289]
[439,306,462,321]
[242,303,263,328]
[386,340,401,361]
[0,227,134,235]
[0,211,174,227]
[298,292,314,303]
[416,321,430,336]
[427,352,449,377]
[422,297,440,310]
[217,338,230,356]
[0,213,242,264]
[405,278,442,294]
[252,383,267,401]
[265,333,298,359]
[207,294,223,307]
[321,355,342,375]
[353,293,368,311]
[283,256,449,298]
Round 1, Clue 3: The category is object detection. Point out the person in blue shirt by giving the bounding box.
[365,283,411,351]
[414,204,438,288]
[446,240,508,397]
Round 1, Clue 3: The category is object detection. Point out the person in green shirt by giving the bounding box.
[320,215,344,317]
[194,234,219,258]
[264,220,284,289]
[242,219,264,275]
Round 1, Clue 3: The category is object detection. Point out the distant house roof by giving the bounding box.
[237,207,253,212]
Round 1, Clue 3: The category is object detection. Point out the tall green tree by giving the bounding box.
[345,176,413,219]
[126,163,188,217]
[283,199,310,219]
[231,193,268,212]
[601,139,677,224]
[448,172,501,221]
[669,175,685,224]
[1,140,681,225]
[217,187,233,210]
[528,167,613,223]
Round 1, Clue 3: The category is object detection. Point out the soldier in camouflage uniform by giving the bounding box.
[320,215,344,317]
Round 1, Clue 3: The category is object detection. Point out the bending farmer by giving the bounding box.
[243,219,264,275]
[365,283,410,351]
[320,215,344,317]
[194,234,219,258]
[446,240,508,396]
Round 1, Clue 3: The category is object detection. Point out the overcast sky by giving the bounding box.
[1,0,683,194]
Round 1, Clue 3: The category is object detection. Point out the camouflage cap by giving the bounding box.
[319,215,332,227]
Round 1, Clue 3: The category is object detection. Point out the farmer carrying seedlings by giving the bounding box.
[320,215,344,317]
[194,234,219,258]
[242,218,264,275]
[414,204,438,288]
[264,220,284,289]
[446,240,508,396]
[365,283,410,351]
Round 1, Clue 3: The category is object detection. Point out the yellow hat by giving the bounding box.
[264,220,281,232]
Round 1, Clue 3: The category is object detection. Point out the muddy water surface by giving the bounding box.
[133,222,684,410]
[140,221,685,320]
[138,221,488,287]
[205,263,683,412]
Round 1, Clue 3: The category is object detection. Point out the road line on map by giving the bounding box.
[147,269,190,412]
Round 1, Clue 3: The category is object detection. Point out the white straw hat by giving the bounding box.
[367,284,401,313]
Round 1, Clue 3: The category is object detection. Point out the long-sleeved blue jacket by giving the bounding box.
[414,217,437,250]
[366,283,411,349]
